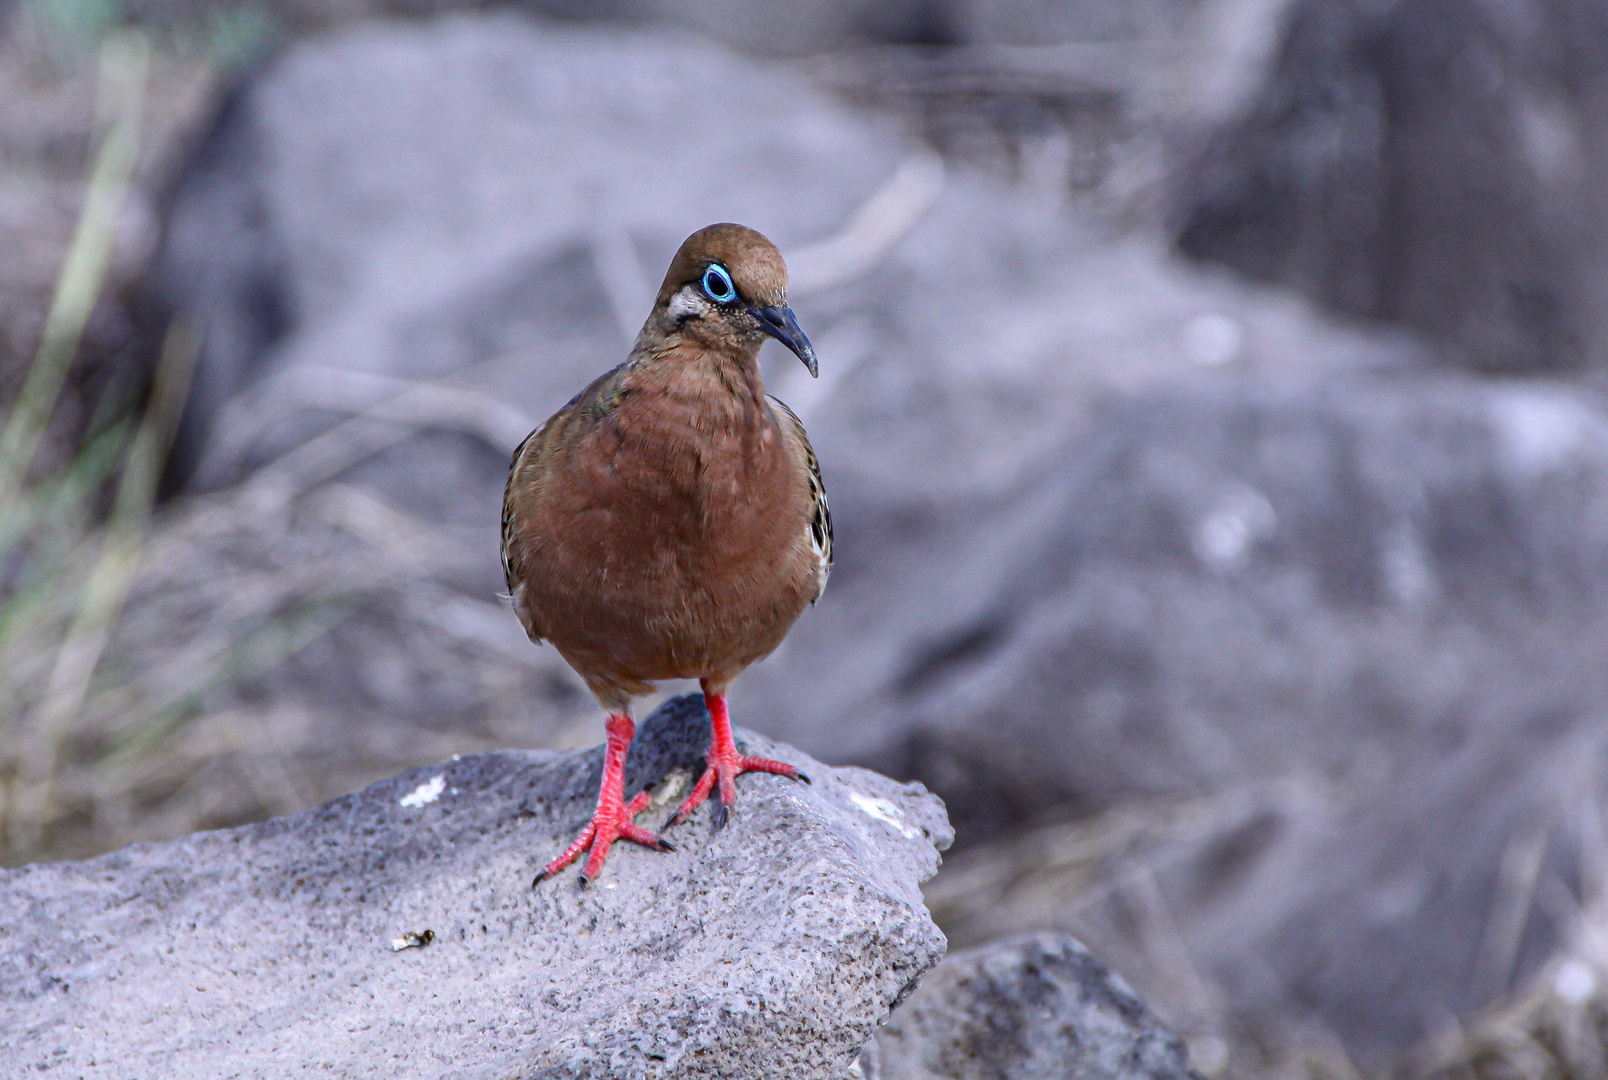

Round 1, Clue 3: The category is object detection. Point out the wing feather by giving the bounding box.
[501,420,550,643]
[767,396,832,601]
[501,364,631,644]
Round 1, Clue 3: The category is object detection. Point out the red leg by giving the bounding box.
[670,690,808,828]
[533,713,672,886]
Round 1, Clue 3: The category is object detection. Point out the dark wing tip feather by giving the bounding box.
[501,423,548,643]
[767,396,833,600]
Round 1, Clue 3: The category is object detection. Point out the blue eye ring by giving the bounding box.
[701,263,737,304]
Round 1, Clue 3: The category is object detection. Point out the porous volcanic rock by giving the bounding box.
[0,694,952,1079]
[861,933,1201,1080]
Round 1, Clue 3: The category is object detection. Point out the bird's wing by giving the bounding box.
[501,419,551,644]
[501,364,631,644]
[767,395,833,601]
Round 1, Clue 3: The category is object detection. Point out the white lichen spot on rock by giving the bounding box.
[850,791,920,839]
[399,775,446,808]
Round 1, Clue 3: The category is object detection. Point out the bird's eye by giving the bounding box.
[701,263,737,304]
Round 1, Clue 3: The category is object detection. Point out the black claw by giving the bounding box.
[531,869,550,888]
[577,872,592,890]
[657,837,677,852]
[795,770,812,785]
[712,801,730,831]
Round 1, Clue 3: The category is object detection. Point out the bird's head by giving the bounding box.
[652,223,817,377]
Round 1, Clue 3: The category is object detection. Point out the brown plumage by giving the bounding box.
[502,223,831,885]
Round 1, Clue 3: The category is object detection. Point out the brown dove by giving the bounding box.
[502,223,831,885]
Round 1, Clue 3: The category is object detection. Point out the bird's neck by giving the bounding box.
[632,330,768,422]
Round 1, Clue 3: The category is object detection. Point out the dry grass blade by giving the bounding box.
[0,30,149,512]
[0,421,132,653]
[0,331,588,864]
[1408,789,1608,1080]
[8,322,200,852]
[0,31,156,856]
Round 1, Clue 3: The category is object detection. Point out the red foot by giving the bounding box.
[670,691,809,828]
[533,714,672,887]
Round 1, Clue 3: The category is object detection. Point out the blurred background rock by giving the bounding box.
[5,0,1608,1077]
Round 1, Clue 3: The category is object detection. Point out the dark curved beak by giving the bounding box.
[751,304,818,378]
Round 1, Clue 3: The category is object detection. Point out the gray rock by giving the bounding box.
[154,12,912,497]
[122,0,1208,55]
[861,933,1201,1080]
[758,371,1608,1066]
[0,694,952,1079]
[1175,0,1608,372]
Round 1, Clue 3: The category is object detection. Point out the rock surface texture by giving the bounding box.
[860,933,1201,1080]
[0,695,952,1079]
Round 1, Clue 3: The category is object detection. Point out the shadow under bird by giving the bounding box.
[502,223,833,885]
